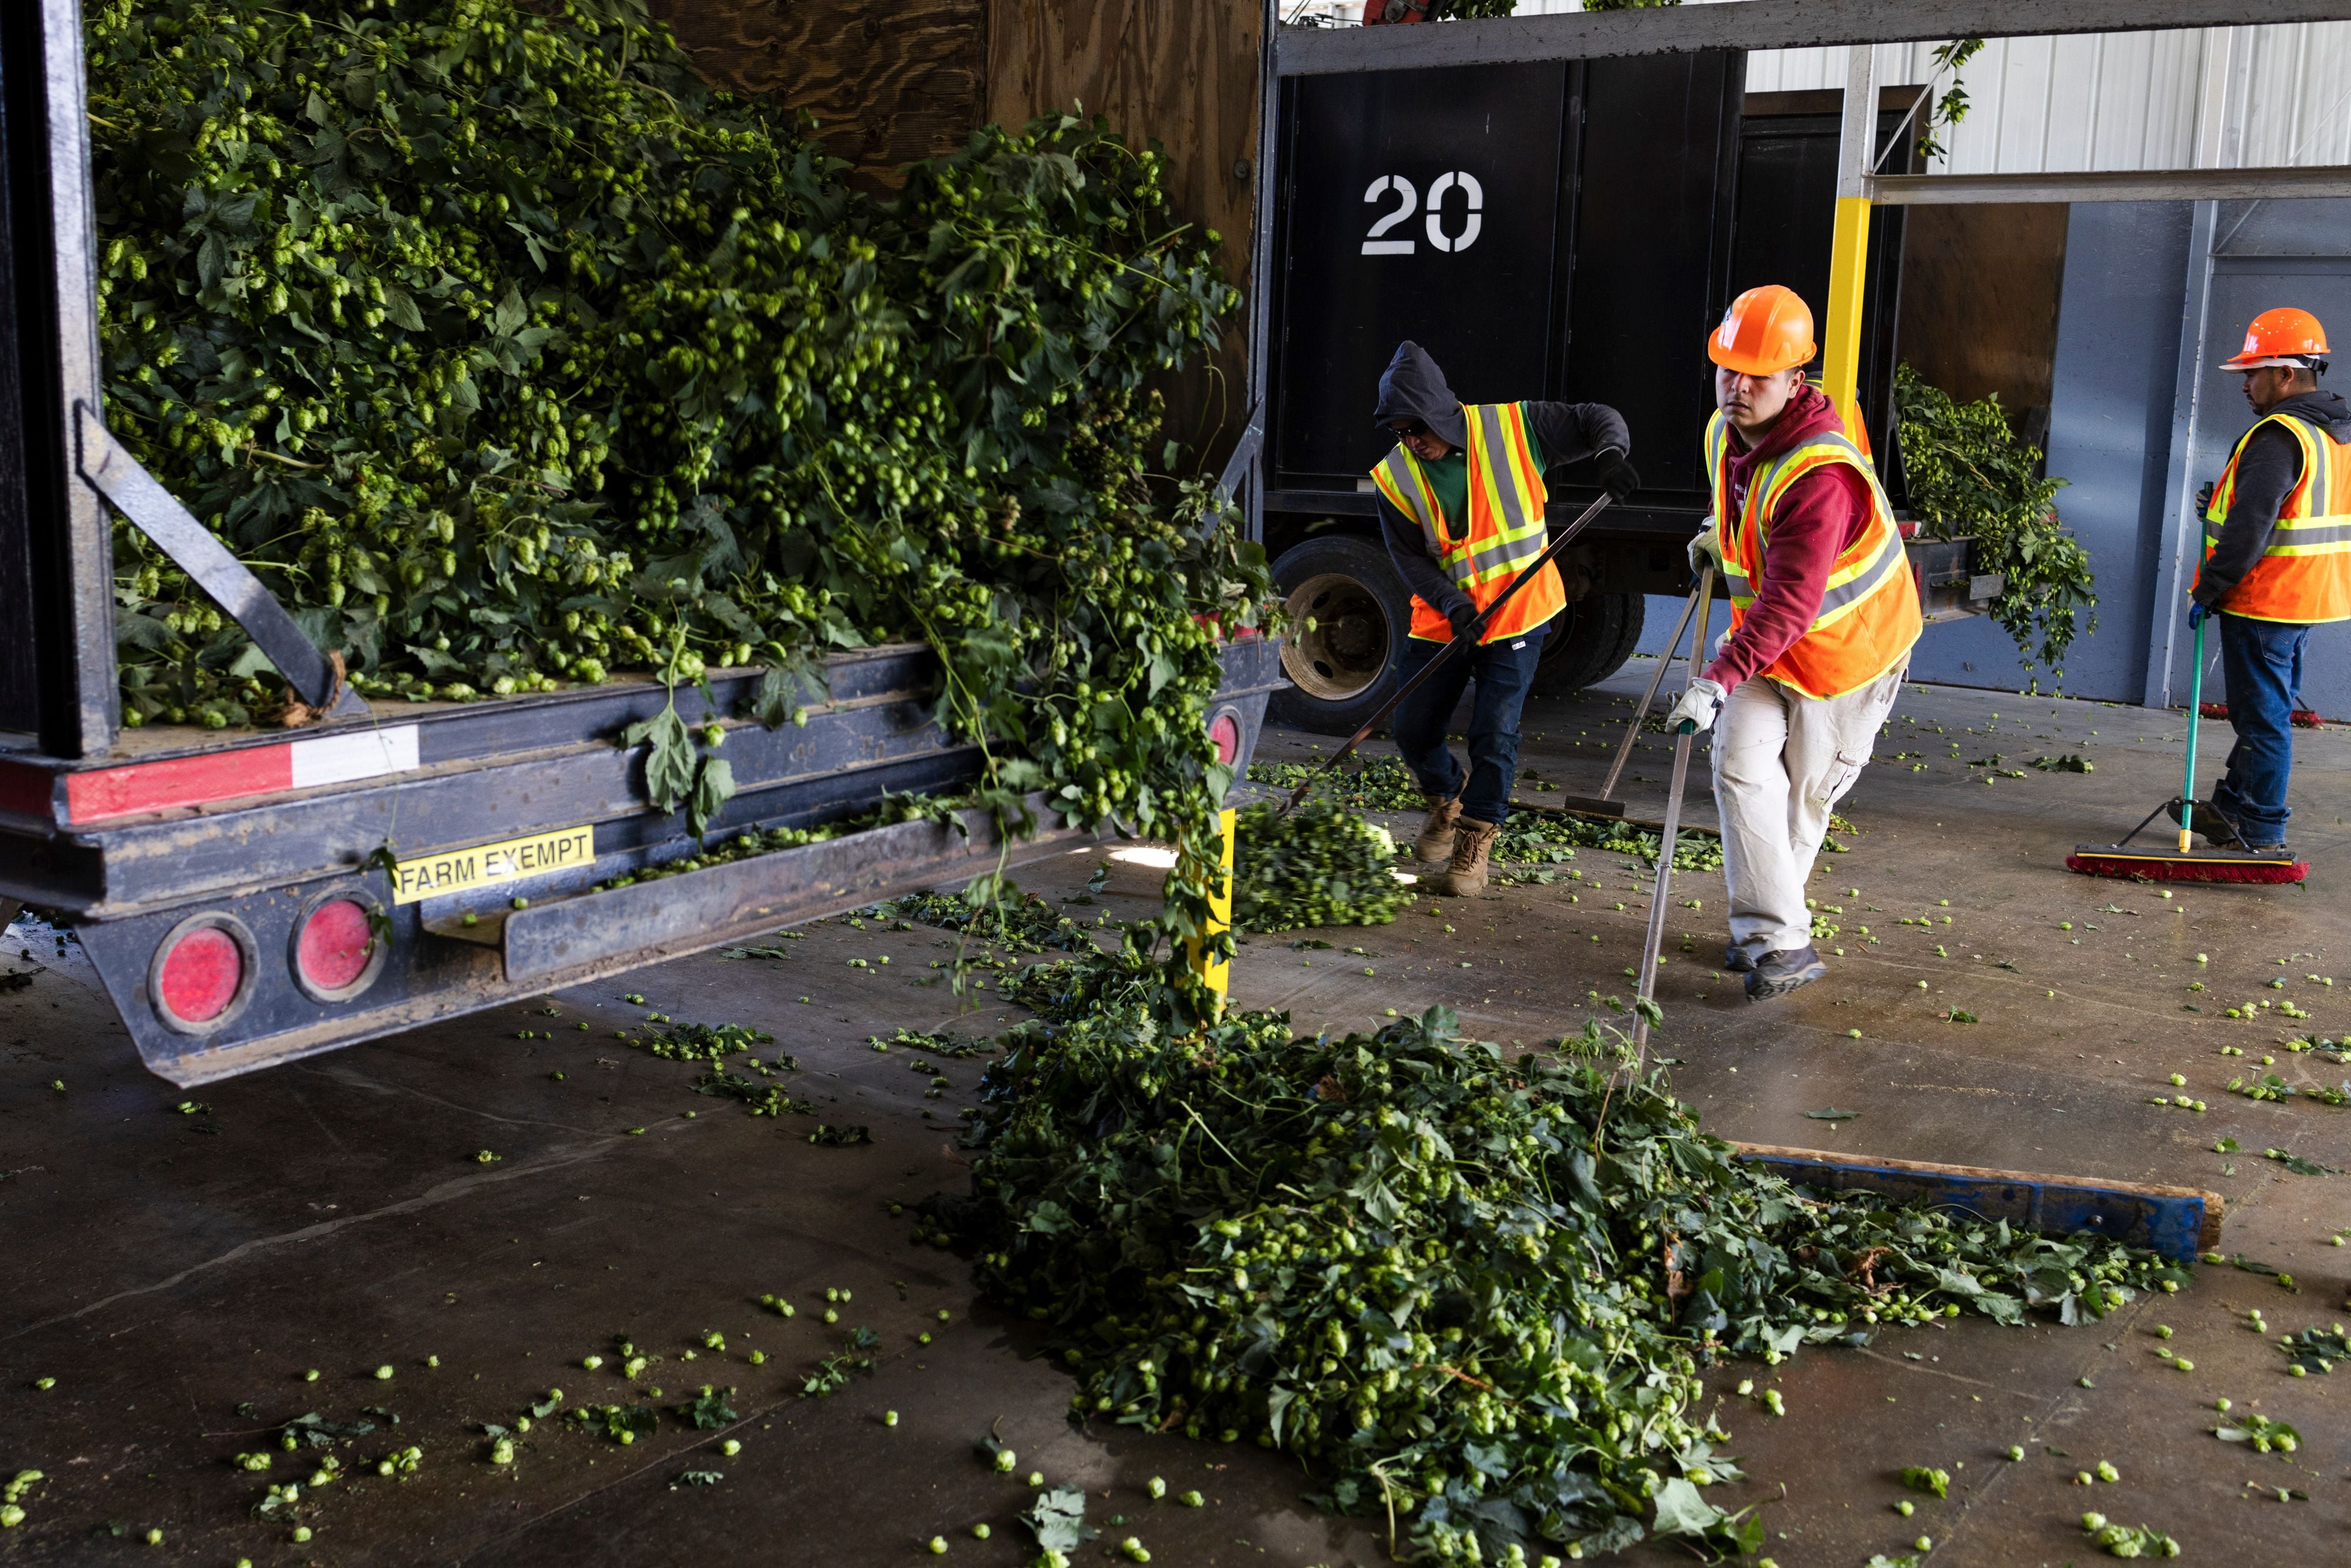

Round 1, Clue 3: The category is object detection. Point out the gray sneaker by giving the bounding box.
[1722,944,1754,974]
[1744,946,1827,1001]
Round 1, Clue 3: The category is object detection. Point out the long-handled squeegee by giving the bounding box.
[1558,569,1714,817]
[1277,493,1615,814]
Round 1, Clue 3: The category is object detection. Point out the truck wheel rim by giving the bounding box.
[1279,571,1391,701]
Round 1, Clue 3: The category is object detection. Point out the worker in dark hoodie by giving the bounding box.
[2184,307,2351,852]
[1369,342,1638,895]
[1665,286,1920,1000]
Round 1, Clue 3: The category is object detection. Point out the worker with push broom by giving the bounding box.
[1666,286,1921,1000]
[2179,307,2351,855]
[1372,341,1639,895]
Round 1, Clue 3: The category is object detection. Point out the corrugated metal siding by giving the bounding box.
[1739,32,2209,175]
[2239,22,2351,166]
[1511,4,2351,176]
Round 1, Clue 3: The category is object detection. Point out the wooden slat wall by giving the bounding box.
[984,0,1265,463]
[644,0,987,187]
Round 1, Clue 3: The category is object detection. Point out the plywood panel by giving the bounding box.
[986,0,1264,460]
[1896,203,2068,430]
[634,1,1262,458]
[646,0,986,186]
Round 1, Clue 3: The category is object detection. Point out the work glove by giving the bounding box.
[1594,447,1642,503]
[1666,676,1727,735]
[1687,528,1724,579]
[1444,600,1480,642]
[2188,601,2209,629]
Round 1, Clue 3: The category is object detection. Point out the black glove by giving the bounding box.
[1445,601,1479,642]
[2195,481,2215,519]
[1594,447,1640,503]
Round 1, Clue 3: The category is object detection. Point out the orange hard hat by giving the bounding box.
[2221,306,2330,372]
[1707,284,1817,376]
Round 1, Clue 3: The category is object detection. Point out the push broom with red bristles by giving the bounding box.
[2067,616,2306,884]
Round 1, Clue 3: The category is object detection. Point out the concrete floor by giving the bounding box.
[4,661,2349,1566]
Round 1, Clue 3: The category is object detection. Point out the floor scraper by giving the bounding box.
[1559,569,1716,817]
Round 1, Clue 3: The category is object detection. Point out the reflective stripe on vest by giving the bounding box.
[1704,410,1922,699]
[2200,412,2351,625]
[1371,402,1567,643]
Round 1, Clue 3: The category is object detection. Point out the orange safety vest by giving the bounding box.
[1703,410,1921,700]
[1369,403,1566,644]
[2198,412,2351,625]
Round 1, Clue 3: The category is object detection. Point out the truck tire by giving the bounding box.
[1531,592,1646,696]
[1268,535,1414,736]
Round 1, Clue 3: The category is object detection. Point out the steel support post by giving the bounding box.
[1821,44,1877,441]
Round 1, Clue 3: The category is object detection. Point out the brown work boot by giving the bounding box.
[1437,817,1499,896]
[1414,793,1463,863]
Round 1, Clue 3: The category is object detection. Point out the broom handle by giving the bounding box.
[2180,615,2205,853]
[1597,584,1703,802]
[1632,719,1697,1063]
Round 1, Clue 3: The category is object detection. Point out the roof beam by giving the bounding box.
[1278,0,2351,76]
[1870,165,2351,204]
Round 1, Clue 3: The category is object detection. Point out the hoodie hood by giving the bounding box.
[1731,383,1846,466]
[1372,341,1469,452]
[2268,387,2351,444]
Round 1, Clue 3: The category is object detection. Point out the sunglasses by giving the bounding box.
[1391,420,1433,440]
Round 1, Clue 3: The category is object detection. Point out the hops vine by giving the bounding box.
[1895,363,2091,676]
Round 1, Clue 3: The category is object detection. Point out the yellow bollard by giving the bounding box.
[1184,808,1237,1006]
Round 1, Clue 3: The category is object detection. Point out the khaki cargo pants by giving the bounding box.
[1712,663,1906,962]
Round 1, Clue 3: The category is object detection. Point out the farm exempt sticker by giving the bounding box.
[391,825,593,904]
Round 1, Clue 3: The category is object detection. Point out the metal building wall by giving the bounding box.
[2154,199,2351,715]
[1741,26,2351,175]
[1300,4,2351,174]
[1897,204,2195,699]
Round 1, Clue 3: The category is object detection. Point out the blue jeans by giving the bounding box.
[1390,628,1548,826]
[2211,611,2309,846]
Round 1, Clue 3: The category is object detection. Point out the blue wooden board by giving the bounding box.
[1733,1143,2221,1265]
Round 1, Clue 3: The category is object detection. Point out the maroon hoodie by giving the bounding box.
[1700,386,1874,695]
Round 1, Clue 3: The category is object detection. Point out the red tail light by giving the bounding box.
[292,893,385,1003]
[149,916,255,1033]
[1208,711,1241,765]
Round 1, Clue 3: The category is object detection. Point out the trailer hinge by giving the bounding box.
[1213,399,1265,510]
[73,403,368,723]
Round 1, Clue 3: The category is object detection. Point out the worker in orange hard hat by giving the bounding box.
[1666,284,1921,1000]
[2180,306,2351,852]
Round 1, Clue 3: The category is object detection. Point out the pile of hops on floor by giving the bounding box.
[940,954,2188,1562]
[1232,798,1410,932]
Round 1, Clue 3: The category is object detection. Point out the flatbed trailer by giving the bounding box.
[0,639,1281,1086]
[0,0,1284,1085]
